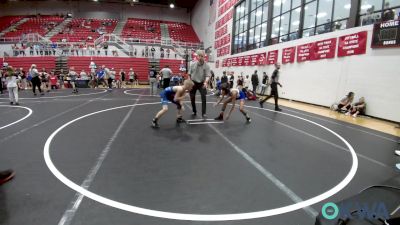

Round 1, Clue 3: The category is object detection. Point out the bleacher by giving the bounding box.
[3,16,65,38]
[51,18,118,43]
[67,57,149,81]
[0,16,25,33]
[121,18,161,40]
[166,22,200,43]
[159,59,184,74]
[3,56,56,71]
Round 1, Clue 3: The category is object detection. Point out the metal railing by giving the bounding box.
[1,33,204,49]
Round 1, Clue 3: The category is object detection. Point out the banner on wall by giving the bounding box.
[338,31,367,57]
[266,50,278,65]
[313,38,337,60]
[282,47,295,64]
[221,53,266,67]
[297,43,315,62]
[371,19,400,48]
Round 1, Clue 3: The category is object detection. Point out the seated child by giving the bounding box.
[337,92,355,112]
[346,97,366,117]
[151,79,194,128]
[214,83,251,122]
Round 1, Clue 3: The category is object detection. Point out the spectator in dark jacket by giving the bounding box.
[221,71,228,84]
[251,70,259,94]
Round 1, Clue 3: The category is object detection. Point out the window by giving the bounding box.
[302,0,351,37]
[230,0,365,54]
[303,1,317,36]
[233,0,269,53]
[359,0,400,26]
[233,0,249,54]
[272,0,303,44]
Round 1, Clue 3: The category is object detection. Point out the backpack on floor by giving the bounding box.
[246,90,257,101]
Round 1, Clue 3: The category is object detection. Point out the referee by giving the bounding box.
[259,63,282,111]
[189,50,210,118]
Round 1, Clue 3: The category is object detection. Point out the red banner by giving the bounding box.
[218,0,239,17]
[267,50,278,65]
[297,43,315,62]
[313,38,337,60]
[221,53,266,67]
[215,33,231,48]
[282,47,295,64]
[217,45,230,57]
[215,9,233,29]
[215,24,228,39]
[338,31,367,57]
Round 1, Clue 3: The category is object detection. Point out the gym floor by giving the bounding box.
[0,88,398,225]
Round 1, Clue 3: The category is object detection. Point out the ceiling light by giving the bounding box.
[361,4,372,10]
[317,12,327,18]
[170,3,175,8]
[292,21,300,26]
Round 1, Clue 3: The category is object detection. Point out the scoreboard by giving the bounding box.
[371,19,400,48]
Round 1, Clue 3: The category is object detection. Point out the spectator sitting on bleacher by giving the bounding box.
[346,97,366,118]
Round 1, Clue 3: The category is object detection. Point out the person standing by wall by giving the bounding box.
[260,72,269,95]
[149,65,158,96]
[160,65,172,89]
[120,69,126,88]
[251,70,259,94]
[229,72,234,88]
[221,71,228,84]
[189,50,210,118]
[259,63,282,111]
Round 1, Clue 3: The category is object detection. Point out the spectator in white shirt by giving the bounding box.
[5,67,20,105]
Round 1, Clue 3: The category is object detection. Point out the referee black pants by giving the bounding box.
[190,82,207,116]
[260,83,279,109]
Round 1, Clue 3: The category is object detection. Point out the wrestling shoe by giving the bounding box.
[176,117,186,123]
[0,170,15,185]
[246,116,251,123]
[214,114,223,121]
[151,119,160,128]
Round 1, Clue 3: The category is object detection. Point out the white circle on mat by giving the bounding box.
[0,105,33,130]
[43,102,358,221]
[0,89,107,100]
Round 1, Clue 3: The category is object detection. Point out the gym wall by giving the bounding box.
[192,0,400,122]
[0,1,190,23]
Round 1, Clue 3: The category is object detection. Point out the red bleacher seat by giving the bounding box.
[159,59,184,74]
[0,16,25,33]
[3,16,65,38]
[51,18,118,43]
[67,57,149,81]
[3,57,56,72]
[121,18,161,40]
[166,22,200,43]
